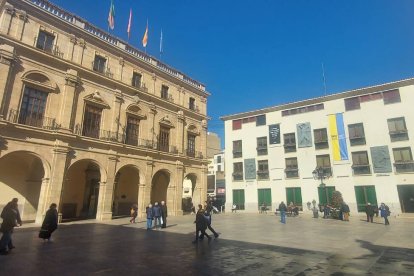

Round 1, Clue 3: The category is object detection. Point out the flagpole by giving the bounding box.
[159,29,163,60]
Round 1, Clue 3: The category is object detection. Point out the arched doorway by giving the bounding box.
[0,151,46,221]
[182,174,198,213]
[151,170,170,204]
[112,165,140,217]
[61,160,101,220]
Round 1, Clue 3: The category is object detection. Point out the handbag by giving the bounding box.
[39,228,51,239]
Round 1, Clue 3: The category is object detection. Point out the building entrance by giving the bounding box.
[397,185,414,213]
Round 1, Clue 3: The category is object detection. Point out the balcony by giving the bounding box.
[389,130,409,142]
[232,150,242,158]
[256,146,268,156]
[283,143,296,153]
[185,149,203,159]
[285,168,299,178]
[232,172,243,181]
[257,170,269,180]
[352,164,371,175]
[92,62,113,78]
[131,80,148,92]
[34,37,64,58]
[8,109,60,130]
[189,105,200,113]
[314,139,329,149]
[349,136,366,146]
[394,161,414,173]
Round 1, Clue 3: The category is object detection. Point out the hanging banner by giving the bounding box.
[297,122,312,148]
[328,113,348,161]
[269,124,280,144]
[370,146,392,173]
[244,158,256,180]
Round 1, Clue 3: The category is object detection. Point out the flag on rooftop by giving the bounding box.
[142,20,148,48]
[127,8,132,39]
[108,0,115,30]
[160,29,163,54]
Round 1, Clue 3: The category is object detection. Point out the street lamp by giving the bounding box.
[312,166,330,187]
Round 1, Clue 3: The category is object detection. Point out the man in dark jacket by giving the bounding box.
[0,198,22,255]
[192,204,211,243]
[365,203,374,223]
[279,201,287,224]
[202,201,219,239]
[39,203,58,241]
[152,202,162,230]
[161,201,168,228]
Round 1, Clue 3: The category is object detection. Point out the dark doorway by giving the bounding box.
[397,185,414,213]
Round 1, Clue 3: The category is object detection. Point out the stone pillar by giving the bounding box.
[58,69,80,131]
[148,103,157,142]
[200,119,208,158]
[111,90,123,134]
[96,155,118,221]
[15,10,27,41]
[173,162,184,216]
[0,0,7,16]
[45,147,71,223]
[140,157,154,215]
[199,165,208,205]
[35,178,50,224]
[68,35,76,62]
[0,44,16,119]
[118,58,124,82]
[177,110,185,154]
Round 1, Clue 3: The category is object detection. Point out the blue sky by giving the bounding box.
[51,0,414,148]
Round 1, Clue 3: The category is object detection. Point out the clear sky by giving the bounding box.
[51,0,414,148]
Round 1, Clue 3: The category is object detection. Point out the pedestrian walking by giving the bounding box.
[152,202,162,230]
[365,203,374,223]
[130,204,138,224]
[146,204,154,230]
[278,201,287,224]
[39,203,58,242]
[192,204,211,243]
[341,202,350,222]
[161,201,168,228]
[379,203,390,225]
[0,198,22,255]
[202,201,219,239]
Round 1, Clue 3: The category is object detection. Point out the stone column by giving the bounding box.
[15,10,27,41]
[0,44,16,119]
[0,0,7,16]
[200,165,208,204]
[118,58,124,82]
[68,35,76,62]
[200,119,208,158]
[35,178,50,224]
[111,90,123,134]
[58,69,80,131]
[148,103,157,142]
[139,157,154,216]
[173,162,184,216]
[46,147,71,223]
[96,155,118,221]
[176,110,185,154]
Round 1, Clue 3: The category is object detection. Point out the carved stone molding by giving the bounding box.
[119,58,124,66]
[0,45,17,66]
[177,110,185,121]
[65,69,80,88]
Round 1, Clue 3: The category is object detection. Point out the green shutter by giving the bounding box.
[318,186,335,205]
[354,186,366,212]
[366,186,378,206]
[233,189,245,210]
[258,188,271,209]
[286,188,294,204]
[295,188,303,205]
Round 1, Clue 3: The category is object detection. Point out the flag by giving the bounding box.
[160,29,163,54]
[108,0,115,30]
[142,20,148,47]
[127,8,132,39]
[328,113,348,161]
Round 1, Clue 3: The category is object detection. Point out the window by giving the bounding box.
[256,115,266,126]
[36,30,55,52]
[282,103,324,117]
[351,151,371,175]
[285,157,298,178]
[383,89,401,105]
[217,156,222,163]
[354,186,377,212]
[158,127,170,152]
[316,154,332,176]
[125,116,140,146]
[256,137,268,156]
[388,117,408,142]
[344,97,360,111]
[233,140,242,158]
[286,187,303,209]
[189,97,196,111]
[232,119,242,130]
[318,186,336,205]
[393,147,414,173]
[93,55,107,74]
[233,162,243,181]
[233,189,245,210]
[217,165,222,172]
[348,123,366,146]
[161,85,169,99]
[257,160,269,180]
[82,104,102,139]
[283,133,296,153]
[187,134,196,157]
[314,128,328,149]
[19,87,48,128]
[257,188,271,210]
[132,72,142,88]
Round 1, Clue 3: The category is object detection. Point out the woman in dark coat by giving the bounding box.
[0,200,20,255]
[39,203,58,241]
[192,204,211,243]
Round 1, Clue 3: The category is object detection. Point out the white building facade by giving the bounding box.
[221,79,414,215]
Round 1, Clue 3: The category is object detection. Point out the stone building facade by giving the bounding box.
[0,0,209,223]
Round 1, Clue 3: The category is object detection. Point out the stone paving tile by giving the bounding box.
[0,213,413,275]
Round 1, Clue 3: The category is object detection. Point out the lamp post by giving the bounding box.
[312,166,331,205]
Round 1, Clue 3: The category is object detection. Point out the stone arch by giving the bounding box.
[21,70,57,92]
[151,169,170,204]
[61,159,105,220]
[182,173,200,213]
[112,164,141,217]
[0,150,50,221]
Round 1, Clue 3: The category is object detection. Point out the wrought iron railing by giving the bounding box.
[92,61,113,78]
[8,109,60,130]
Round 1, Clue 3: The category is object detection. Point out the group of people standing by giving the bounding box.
[366,202,390,225]
[1,198,58,255]
[145,201,168,230]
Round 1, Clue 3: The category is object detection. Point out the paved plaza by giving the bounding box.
[0,213,413,275]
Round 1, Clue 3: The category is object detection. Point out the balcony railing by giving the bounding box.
[92,62,113,78]
[232,172,243,181]
[185,149,203,159]
[34,37,64,58]
[394,161,414,173]
[389,130,409,142]
[8,109,60,130]
[257,170,269,180]
[131,80,148,92]
[232,150,242,158]
[285,168,299,178]
[352,164,371,175]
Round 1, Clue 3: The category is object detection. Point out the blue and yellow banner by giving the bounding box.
[328,113,348,161]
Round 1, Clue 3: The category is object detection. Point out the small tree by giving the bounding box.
[330,191,344,219]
